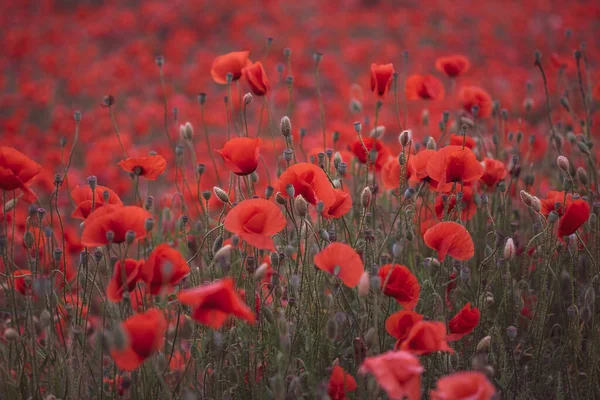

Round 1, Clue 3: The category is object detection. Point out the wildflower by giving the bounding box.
[107,258,143,302]
[242,61,270,96]
[350,136,391,171]
[381,156,414,190]
[111,309,167,371]
[314,242,364,288]
[223,199,286,250]
[81,205,152,247]
[423,221,475,261]
[211,51,251,84]
[377,264,420,309]
[277,163,335,208]
[118,154,167,180]
[430,371,495,400]
[504,238,515,260]
[540,191,591,237]
[177,278,256,328]
[447,302,480,341]
[140,243,191,295]
[216,137,262,176]
[0,146,42,201]
[401,320,454,355]
[405,74,445,100]
[459,86,493,117]
[71,184,123,220]
[480,158,507,188]
[385,310,424,349]
[426,145,483,191]
[409,149,437,184]
[322,188,352,219]
[435,54,471,77]
[359,351,423,400]
[370,63,395,98]
[328,365,357,400]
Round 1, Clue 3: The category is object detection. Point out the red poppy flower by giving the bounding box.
[322,188,352,219]
[216,137,262,176]
[350,136,391,171]
[426,145,483,191]
[377,264,420,309]
[140,243,191,295]
[328,365,357,400]
[107,258,143,302]
[314,242,364,288]
[242,61,269,96]
[359,351,423,400]
[430,371,495,400]
[405,74,444,101]
[12,269,32,295]
[71,184,123,220]
[81,205,152,247]
[385,310,424,348]
[480,158,507,188]
[435,55,471,78]
[277,163,335,207]
[224,198,286,250]
[370,63,394,98]
[434,185,476,221]
[177,277,256,329]
[459,86,493,117]
[0,146,42,201]
[423,221,474,261]
[449,134,476,149]
[381,157,414,190]
[540,190,567,216]
[118,155,167,180]
[111,309,167,371]
[558,199,590,237]
[211,51,251,84]
[448,302,480,341]
[401,320,454,355]
[409,149,437,184]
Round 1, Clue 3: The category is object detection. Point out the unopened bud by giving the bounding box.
[213,187,230,203]
[504,238,515,260]
[180,122,194,140]
[557,156,570,173]
[427,137,436,150]
[361,187,372,208]
[4,328,18,341]
[399,130,412,147]
[243,93,253,105]
[577,167,589,186]
[476,336,491,353]
[294,195,308,217]
[358,272,370,297]
[280,116,291,137]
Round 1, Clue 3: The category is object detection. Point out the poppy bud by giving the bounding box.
[337,162,347,175]
[73,110,82,122]
[125,230,136,245]
[262,306,275,325]
[504,238,515,260]
[145,218,154,232]
[213,187,230,203]
[358,272,370,297]
[353,122,362,133]
[370,126,385,139]
[214,244,231,263]
[275,192,286,205]
[585,286,595,307]
[476,336,491,353]
[316,201,325,214]
[280,116,291,137]
[557,156,570,173]
[365,327,377,348]
[577,141,590,155]
[426,137,436,150]
[243,93,253,105]
[506,326,517,340]
[24,231,34,249]
[283,148,293,162]
[180,122,194,141]
[399,130,412,147]
[225,72,233,83]
[155,55,165,67]
[333,152,342,169]
[294,195,308,218]
[548,210,560,223]
[105,231,115,244]
[265,185,274,199]
[577,167,588,186]
[361,187,372,208]
[4,328,18,341]
[350,99,362,113]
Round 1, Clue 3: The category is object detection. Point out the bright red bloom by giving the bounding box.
[177,278,256,329]
[409,149,437,184]
[405,74,444,101]
[111,309,167,371]
[377,264,420,310]
[328,365,357,400]
[71,184,123,220]
[314,242,364,288]
[480,158,507,188]
[449,134,476,149]
[401,320,454,355]
[370,63,395,98]
[224,198,286,250]
[141,243,191,295]
[118,155,167,180]
[107,258,143,302]
[350,136,391,171]
[242,61,269,96]
[459,86,493,117]
[430,371,495,400]
[385,310,424,348]
[558,199,590,237]
[435,55,471,78]
[277,163,335,208]
[359,351,423,400]
[448,302,480,341]
[322,188,352,219]
[423,221,474,261]
[211,51,251,84]
[216,137,262,176]
[381,156,414,190]
[0,146,42,201]
[426,145,483,191]
[81,205,152,247]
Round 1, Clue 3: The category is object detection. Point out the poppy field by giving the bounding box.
[2,0,600,399]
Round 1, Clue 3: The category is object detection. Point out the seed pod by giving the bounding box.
[294,195,308,218]
[280,116,291,137]
[476,336,491,353]
[577,167,589,186]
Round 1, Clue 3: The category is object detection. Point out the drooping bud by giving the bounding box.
[426,137,436,150]
[361,187,372,208]
[243,93,253,105]
[557,156,570,173]
[213,187,230,203]
[180,122,194,141]
[577,167,589,186]
[504,238,515,260]
[399,130,412,147]
[294,195,308,218]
